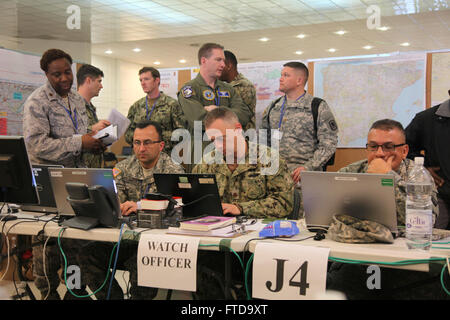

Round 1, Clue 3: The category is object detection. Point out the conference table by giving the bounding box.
[1,211,449,299]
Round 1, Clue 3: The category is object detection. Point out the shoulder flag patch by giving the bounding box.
[112,167,121,178]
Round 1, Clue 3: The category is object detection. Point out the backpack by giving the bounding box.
[265,96,336,170]
[311,98,336,170]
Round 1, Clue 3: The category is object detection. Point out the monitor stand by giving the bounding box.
[61,216,100,230]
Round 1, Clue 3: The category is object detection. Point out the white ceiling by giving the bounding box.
[0,0,449,67]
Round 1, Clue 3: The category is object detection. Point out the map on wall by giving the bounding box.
[314,53,426,147]
[159,69,178,99]
[431,51,450,106]
[0,48,76,136]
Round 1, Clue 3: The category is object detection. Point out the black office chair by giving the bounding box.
[103,152,118,168]
[287,188,301,220]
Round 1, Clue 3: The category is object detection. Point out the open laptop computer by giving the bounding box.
[20,164,63,214]
[153,173,223,218]
[301,171,398,234]
[48,168,120,217]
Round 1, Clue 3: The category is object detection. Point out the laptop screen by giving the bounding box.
[153,173,223,218]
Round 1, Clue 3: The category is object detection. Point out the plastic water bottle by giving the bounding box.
[405,157,433,250]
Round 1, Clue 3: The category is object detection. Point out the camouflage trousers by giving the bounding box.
[32,236,89,300]
[77,240,158,300]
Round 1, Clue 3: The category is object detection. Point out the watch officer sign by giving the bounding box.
[137,234,199,291]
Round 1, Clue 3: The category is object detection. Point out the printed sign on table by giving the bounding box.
[137,234,199,291]
[253,242,330,300]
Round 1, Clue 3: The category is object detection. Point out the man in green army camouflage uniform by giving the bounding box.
[219,50,256,130]
[77,121,184,299]
[191,107,294,299]
[77,64,111,168]
[327,119,448,300]
[261,61,338,218]
[261,61,338,181]
[125,67,186,155]
[115,121,185,215]
[177,43,252,132]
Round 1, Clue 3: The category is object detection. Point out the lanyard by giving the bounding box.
[146,94,160,120]
[214,88,220,106]
[60,98,78,132]
[278,92,306,129]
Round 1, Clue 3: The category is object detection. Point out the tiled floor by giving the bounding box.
[0,270,192,300]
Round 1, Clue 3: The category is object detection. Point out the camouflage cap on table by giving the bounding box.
[328,214,394,244]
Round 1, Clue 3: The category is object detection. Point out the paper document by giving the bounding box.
[93,124,117,146]
[107,108,130,139]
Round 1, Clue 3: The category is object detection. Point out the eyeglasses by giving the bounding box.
[366,143,406,152]
[133,139,161,147]
[228,217,257,234]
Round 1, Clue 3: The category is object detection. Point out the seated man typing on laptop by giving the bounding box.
[192,107,294,218]
[114,120,184,216]
[191,107,294,299]
[78,120,184,300]
[327,119,444,300]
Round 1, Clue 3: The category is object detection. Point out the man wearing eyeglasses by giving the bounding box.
[338,118,438,226]
[78,120,184,300]
[327,119,444,300]
[115,120,184,216]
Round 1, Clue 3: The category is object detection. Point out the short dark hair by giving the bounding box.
[40,49,73,72]
[204,107,239,128]
[77,64,104,86]
[198,43,224,65]
[135,120,163,141]
[370,119,406,140]
[138,66,160,79]
[224,50,238,68]
[283,61,309,83]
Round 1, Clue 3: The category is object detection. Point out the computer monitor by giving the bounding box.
[0,136,39,205]
[301,171,398,233]
[153,173,223,218]
[20,164,63,213]
[48,168,121,229]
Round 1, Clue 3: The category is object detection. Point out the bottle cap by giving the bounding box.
[414,157,424,165]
